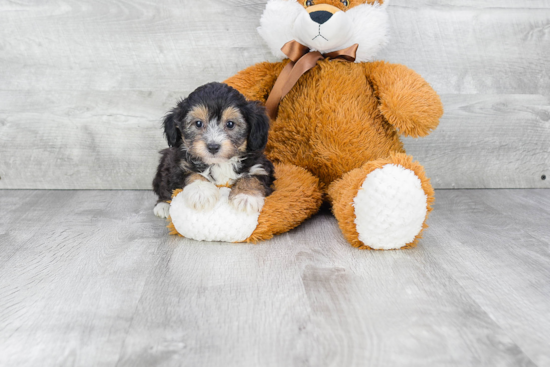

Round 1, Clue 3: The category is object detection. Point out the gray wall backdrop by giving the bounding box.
[0,0,549,189]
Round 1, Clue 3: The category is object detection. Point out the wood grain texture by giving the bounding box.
[1,91,548,189]
[0,190,169,366]
[404,94,550,189]
[1,189,550,366]
[381,0,550,95]
[0,0,549,189]
[424,190,550,367]
[0,91,172,189]
[1,0,548,93]
[0,0,271,91]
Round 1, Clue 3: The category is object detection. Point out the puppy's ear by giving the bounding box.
[163,110,182,148]
[246,101,271,152]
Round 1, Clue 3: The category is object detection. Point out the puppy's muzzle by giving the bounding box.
[207,143,221,154]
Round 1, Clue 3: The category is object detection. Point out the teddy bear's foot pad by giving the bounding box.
[170,187,260,242]
[354,164,428,250]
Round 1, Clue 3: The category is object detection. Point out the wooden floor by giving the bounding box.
[0,189,549,367]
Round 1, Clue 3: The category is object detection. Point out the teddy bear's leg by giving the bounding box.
[245,163,324,242]
[328,153,435,250]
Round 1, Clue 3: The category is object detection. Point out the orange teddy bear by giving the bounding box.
[169,0,443,250]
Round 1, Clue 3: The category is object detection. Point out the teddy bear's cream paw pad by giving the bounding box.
[170,187,260,242]
[353,164,428,250]
[182,180,220,211]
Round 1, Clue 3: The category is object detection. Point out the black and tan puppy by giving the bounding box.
[153,82,275,218]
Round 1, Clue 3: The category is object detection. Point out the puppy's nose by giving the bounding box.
[207,143,221,154]
[310,11,333,25]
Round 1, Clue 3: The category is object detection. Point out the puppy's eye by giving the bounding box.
[341,0,349,6]
[226,121,235,129]
[194,120,203,128]
[304,0,314,6]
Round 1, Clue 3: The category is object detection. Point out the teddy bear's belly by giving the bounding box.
[265,61,404,186]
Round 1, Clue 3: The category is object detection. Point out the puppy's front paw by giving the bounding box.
[230,193,265,215]
[153,202,171,219]
[182,180,220,211]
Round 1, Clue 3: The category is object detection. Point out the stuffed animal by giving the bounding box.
[169,0,443,250]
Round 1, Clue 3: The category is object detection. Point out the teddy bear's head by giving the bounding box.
[258,0,390,62]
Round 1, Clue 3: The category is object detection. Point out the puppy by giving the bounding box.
[153,82,275,219]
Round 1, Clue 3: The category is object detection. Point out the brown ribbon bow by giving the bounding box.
[265,40,359,120]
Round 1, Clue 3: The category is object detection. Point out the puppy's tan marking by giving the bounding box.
[185,173,209,185]
[187,104,209,123]
[190,140,209,158]
[229,177,266,198]
[180,158,192,171]
[222,106,243,123]
[238,140,247,152]
[218,140,237,159]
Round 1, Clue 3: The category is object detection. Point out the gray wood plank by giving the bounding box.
[0,90,171,189]
[0,190,80,266]
[424,189,550,367]
[381,0,550,95]
[116,217,536,367]
[0,190,167,367]
[0,0,271,92]
[115,251,534,366]
[0,0,548,94]
[1,189,549,366]
[404,94,550,189]
[1,0,549,189]
[474,189,550,245]
[1,91,548,189]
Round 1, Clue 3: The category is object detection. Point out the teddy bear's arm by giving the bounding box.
[224,61,288,103]
[365,61,444,137]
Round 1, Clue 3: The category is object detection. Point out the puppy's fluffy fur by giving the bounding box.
[153,82,275,218]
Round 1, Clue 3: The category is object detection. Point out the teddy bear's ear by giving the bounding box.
[258,0,304,59]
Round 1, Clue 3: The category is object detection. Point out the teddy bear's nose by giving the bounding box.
[310,10,333,25]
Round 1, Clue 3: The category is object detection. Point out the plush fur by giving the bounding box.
[167,163,324,242]
[223,0,444,249]
[328,153,435,250]
[258,0,389,61]
[168,186,264,242]
[153,82,275,217]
